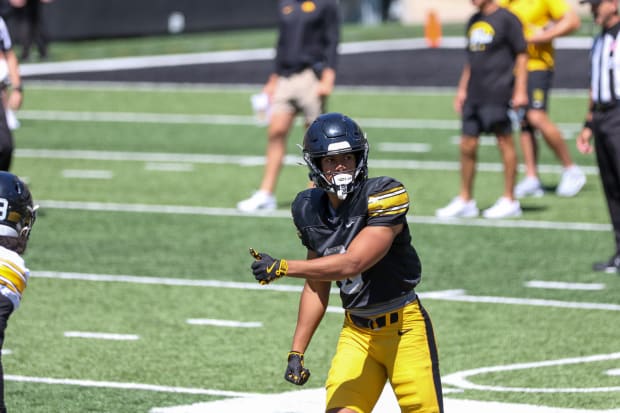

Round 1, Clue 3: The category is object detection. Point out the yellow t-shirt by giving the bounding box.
[498,0,571,71]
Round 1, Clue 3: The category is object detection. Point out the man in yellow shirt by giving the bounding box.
[499,0,587,198]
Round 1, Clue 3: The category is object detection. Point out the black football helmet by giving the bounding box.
[0,172,36,240]
[302,113,369,200]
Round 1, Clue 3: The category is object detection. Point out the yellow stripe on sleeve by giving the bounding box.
[368,185,410,217]
[0,266,25,295]
[0,257,27,295]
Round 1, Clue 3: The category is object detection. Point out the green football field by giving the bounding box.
[3,80,618,412]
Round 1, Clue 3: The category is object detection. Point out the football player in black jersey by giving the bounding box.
[0,171,37,413]
[251,113,443,413]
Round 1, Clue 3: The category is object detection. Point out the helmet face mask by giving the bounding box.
[302,113,369,200]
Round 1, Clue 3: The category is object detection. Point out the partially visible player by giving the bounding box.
[0,171,36,413]
[0,16,23,169]
[250,113,443,413]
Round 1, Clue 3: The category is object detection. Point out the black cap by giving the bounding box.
[579,0,602,5]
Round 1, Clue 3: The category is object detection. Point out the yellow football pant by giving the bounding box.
[326,299,443,413]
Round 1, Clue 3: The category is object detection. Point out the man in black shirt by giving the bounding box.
[238,0,340,213]
[577,0,620,273]
[436,0,528,219]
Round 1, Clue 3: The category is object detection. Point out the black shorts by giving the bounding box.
[462,102,512,137]
[527,70,553,111]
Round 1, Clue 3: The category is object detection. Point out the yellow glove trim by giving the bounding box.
[276,259,288,277]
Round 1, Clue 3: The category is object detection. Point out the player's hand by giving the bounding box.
[577,127,594,154]
[249,248,288,285]
[284,351,310,385]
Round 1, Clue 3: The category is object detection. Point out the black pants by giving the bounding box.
[593,107,620,255]
[0,294,14,413]
[0,98,13,171]
[11,0,48,60]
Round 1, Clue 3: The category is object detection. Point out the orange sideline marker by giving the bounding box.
[424,9,442,48]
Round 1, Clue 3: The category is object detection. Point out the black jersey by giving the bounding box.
[291,177,421,310]
[274,0,340,76]
[465,8,526,105]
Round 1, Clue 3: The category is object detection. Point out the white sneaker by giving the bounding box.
[483,197,522,219]
[435,197,479,218]
[5,109,19,130]
[556,166,586,197]
[514,176,543,198]
[237,190,276,212]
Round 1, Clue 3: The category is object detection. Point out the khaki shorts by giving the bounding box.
[271,68,326,124]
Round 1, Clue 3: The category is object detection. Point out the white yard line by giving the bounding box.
[15,110,584,133]
[186,319,262,328]
[525,281,606,291]
[64,331,139,341]
[19,37,593,77]
[36,200,611,232]
[31,271,620,312]
[61,169,113,179]
[442,353,620,393]
[151,389,620,413]
[145,162,194,172]
[22,78,589,96]
[4,375,257,398]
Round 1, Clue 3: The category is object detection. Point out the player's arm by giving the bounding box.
[318,1,339,98]
[263,73,279,97]
[577,95,594,154]
[250,223,403,283]
[317,67,336,97]
[286,223,402,282]
[454,63,470,114]
[290,252,331,353]
[284,250,330,385]
[5,49,22,110]
[528,8,580,44]
[512,52,529,108]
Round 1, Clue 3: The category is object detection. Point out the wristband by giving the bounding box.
[583,119,593,130]
[13,85,23,92]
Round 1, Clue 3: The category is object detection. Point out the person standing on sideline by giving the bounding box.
[9,0,52,61]
[0,14,22,171]
[436,0,528,219]
[577,0,620,273]
[250,113,444,412]
[0,12,20,131]
[0,171,37,413]
[500,0,587,199]
[237,0,340,212]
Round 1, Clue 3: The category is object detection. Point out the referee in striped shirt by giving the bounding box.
[578,0,620,273]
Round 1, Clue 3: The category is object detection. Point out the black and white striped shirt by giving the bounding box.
[0,17,11,52]
[590,22,620,104]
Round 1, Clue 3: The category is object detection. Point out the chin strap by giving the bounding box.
[333,173,353,200]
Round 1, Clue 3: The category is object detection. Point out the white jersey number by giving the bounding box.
[0,198,8,220]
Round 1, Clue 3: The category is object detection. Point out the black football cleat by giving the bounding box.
[592,254,620,273]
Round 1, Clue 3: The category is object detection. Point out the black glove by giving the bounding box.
[249,248,288,285]
[284,351,310,385]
